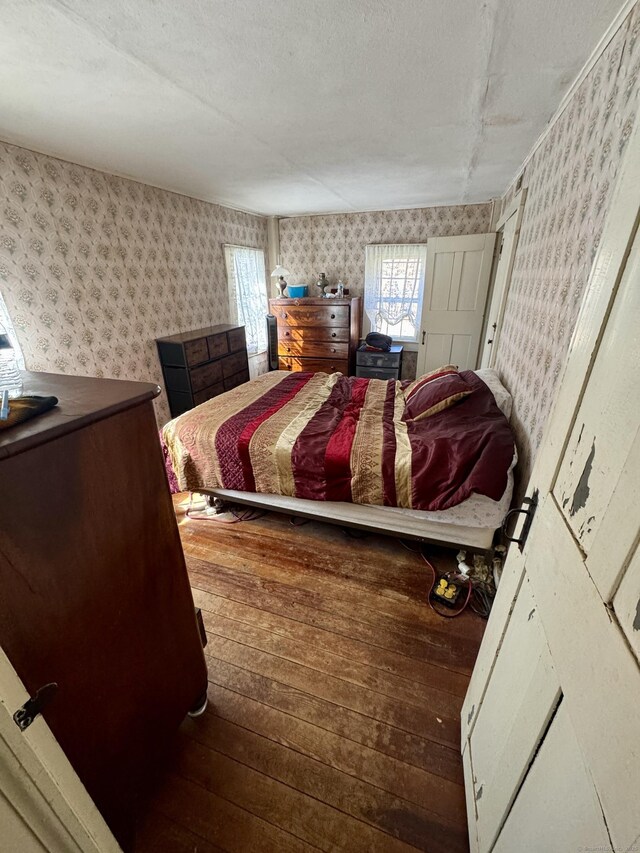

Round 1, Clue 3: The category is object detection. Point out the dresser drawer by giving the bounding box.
[223,368,250,391]
[279,356,349,374]
[184,337,209,367]
[163,365,190,393]
[193,381,224,406]
[227,327,246,352]
[278,340,349,359]
[275,304,350,328]
[356,366,399,381]
[190,360,223,392]
[221,350,248,378]
[356,349,402,369]
[277,325,350,344]
[206,332,229,359]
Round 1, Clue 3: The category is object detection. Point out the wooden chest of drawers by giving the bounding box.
[269,297,361,375]
[157,324,249,417]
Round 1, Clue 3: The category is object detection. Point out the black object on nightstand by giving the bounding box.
[356,345,403,380]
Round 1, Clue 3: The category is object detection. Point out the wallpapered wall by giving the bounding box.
[278,202,492,378]
[0,141,268,423]
[493,3,639,488]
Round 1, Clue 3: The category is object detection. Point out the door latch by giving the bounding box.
[502,490,538,551]
[13,683,58,731]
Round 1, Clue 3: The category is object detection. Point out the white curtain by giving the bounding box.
[0,289,25,368]
[224,245,268,358]
[364,244,427,342]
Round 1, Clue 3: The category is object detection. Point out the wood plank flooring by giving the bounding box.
[133,495,487,853]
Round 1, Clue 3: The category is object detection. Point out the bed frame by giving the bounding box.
[202,488,498,551]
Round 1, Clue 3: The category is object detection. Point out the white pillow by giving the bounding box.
[474,368,512,419]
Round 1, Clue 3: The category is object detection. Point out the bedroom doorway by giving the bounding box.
[479,190,527,369]
[416,232,496,376]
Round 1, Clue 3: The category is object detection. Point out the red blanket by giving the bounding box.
[162,370,514,511]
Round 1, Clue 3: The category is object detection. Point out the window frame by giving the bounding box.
[223,244,269,358]
[363,243,428,344]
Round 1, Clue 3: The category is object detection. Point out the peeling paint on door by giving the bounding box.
[569,441,596,517]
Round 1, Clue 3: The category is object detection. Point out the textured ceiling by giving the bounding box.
[0,0,625,215]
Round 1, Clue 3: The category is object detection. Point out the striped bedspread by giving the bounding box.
[161,370,514,512]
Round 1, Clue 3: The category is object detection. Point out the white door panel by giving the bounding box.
[417,232,495,375]
[554,233,640,598]
[425,333,475,371]
[469,579,560,852]
[524,496,640,851]
[492,703,609,853]
[613,542,640,664]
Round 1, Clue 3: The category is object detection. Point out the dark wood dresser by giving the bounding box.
[156,324,249,417]
[269,296,361,375]
[0,372,208,848]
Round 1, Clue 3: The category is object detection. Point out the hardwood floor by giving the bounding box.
[133,494,487,853]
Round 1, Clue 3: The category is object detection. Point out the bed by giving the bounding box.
[161,367,516,550]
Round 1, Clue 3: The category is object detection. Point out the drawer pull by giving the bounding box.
[281,312,288,319]
[331,348,336,353]
[331,332,337,338]
[330,313,336,319]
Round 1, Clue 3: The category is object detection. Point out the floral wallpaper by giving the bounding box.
[278,202,492,379]
[493,3,640,490]
[0,141,268,424]
[279,203,492,298]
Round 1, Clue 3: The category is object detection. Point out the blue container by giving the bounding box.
[287,285,308,298]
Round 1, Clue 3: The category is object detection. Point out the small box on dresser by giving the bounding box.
[156,323,249,417]
[270,296,361,375]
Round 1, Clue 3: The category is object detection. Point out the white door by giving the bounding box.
[416,232,495,375]
[479,190,526,369]
[461,119,640,852]
[0,646,121,853]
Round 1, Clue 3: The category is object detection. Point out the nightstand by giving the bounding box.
[356,345,404,380]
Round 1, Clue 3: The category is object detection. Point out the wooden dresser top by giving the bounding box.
[0,372,160,460]
[269,297,359,306]
[156,324,242,345]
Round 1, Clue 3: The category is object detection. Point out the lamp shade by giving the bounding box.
[270,265,291,278]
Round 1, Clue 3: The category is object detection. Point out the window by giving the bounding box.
[364,244,428,342]
[224,245,268,356]
[0,289,24,368]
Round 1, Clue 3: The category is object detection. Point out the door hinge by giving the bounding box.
[502,490,538,551]
[13,683,58,731]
